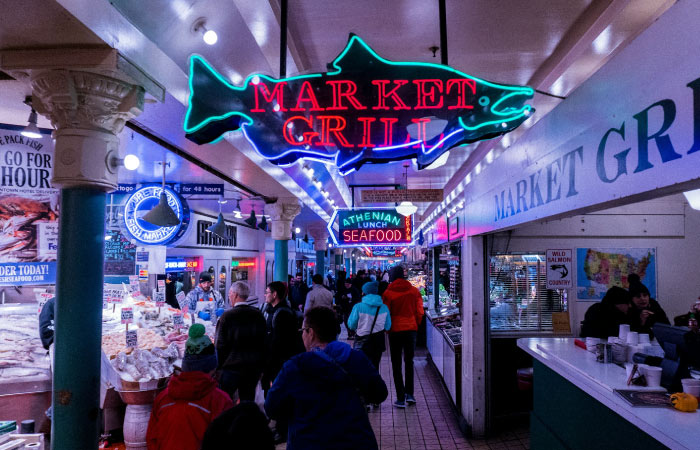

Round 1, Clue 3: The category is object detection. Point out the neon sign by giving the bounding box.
[185,34,534,173]
[328,208,412,247]
[123,186,190,246]
[365,247,403,257]
[231,260,255,268]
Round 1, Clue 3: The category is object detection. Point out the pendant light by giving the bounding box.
[234,199,243,219]
[396,163,417,216]
[244,209,257,228]
[21,96,42,139]
[206,198,227,238]
[258,215,268,231]
[142,161,181,227]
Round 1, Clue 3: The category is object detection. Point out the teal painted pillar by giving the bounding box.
[335,253,342,274]
[433,248,441,310]
[315,250,325,275]
[53,188,106,449]
[345,258,350,274]
[274,239,288,282]
[351,257,356,275]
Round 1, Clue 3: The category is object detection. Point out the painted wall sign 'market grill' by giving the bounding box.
[184,35,535,173]
[328,208,412,247]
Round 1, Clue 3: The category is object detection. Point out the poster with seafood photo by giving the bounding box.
[0,126,58,286]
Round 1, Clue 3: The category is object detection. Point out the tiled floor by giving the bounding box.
[275,332,530,450]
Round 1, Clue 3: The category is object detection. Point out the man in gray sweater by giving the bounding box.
[304,273,334,311]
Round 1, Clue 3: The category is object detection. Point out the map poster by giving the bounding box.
[576,248,656,301]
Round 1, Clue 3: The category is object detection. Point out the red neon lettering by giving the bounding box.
[282,115,319,145]
[317,116,352,147]
[372,80,410,110]
[414,79,443,109]
[342,230,351,241]
[291,81,324,111]
[359,230,368,241]
[380,118,398,147]
[326,80,366,111]
[251,82,288,112]
[351,230,359,241]
[358,117,376,148]
[447,79,476,110]
[376,230,385,241]
[410,118,431,148]
[369,230,376,242]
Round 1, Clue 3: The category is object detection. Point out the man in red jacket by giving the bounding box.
[147,324,233,450]
[382,265,424,408]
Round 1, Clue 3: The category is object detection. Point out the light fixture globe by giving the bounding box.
[206,212,228,238]
[123,154,140,171]
[396,201,417,216]
[683,189,700,210]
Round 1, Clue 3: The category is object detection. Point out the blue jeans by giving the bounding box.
[389,330,417,400]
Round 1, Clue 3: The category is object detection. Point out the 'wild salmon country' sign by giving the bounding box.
[184,35,535,174]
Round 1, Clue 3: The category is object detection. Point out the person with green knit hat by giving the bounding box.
[147,324,232,449]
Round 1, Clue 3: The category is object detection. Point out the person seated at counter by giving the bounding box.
[627,274,669,337]
[580,286,631,338]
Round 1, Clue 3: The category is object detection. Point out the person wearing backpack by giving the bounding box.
[347,281,391,371]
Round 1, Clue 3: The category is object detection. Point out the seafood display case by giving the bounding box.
[425,306,462,408]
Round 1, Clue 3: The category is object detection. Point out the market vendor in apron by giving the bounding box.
[183,272,225,317]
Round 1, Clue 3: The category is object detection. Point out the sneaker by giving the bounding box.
[405,394,416,404]
[393,399,406,408]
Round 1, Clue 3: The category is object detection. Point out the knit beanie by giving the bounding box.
[362,281,379,295]
[629,281,650,299]
[182,324,217,373]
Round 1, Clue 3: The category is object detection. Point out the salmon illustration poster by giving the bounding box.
[0,126,58,285]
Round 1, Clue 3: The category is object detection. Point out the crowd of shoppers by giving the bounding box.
[146,264,421,448]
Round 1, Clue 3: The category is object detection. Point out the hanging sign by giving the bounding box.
[365,247,403,257]
[0,127,58,286]
[361,189,443,203]
[328,208,412,247]
[179,183,224,196]
[546,249,573,289]
[123,185,190,246]
[184,34,534,173]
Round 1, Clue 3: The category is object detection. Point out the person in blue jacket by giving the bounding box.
[265,306,388,450]
[348,281,391,370]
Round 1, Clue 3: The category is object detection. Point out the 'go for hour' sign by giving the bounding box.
[546,249,572,289]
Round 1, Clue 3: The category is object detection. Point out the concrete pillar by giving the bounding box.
[9,57,145,449]
[268,199,302,282]
[308,225,329,275]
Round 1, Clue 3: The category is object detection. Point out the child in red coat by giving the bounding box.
[147,324,232,450]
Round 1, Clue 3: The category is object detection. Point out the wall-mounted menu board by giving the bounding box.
[104,230,137,275]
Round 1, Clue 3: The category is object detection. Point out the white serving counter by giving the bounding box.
[518,338,700,450]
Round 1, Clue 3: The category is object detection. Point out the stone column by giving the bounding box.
[268,199,302,282]
[308,225,329,275]
[30,69,143,449]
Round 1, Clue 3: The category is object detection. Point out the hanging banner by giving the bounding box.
[361,189,444,203]
[328,208,413,247]
[0,127,58,286]
[184,34,534,173]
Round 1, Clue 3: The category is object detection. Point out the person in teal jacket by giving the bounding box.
[348,281,391,371]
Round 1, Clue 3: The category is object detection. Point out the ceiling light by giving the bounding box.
[258,215,268,231]
[295,227,301,234]
[234,210,242,219]
[142,161,180,227]
[21,96,42,139]
[244,210,257,228]
[396,201,417,216]
[251,75,261,85]
[683,189,700,210]
[192,18,218,45]
[206,213,227,238]
[424,151,450,170]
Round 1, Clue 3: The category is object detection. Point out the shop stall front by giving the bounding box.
[454,0,700,439]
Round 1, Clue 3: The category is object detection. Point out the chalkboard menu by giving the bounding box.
[104,230,137,275]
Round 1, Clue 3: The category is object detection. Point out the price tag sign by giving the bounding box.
[37,293,54,314]
[125,329,138,348]
[173,313,184,330]
[129,275,140,291]
[121,307,134,324]
[154,291,165,307]
[176,291,186,308]
[111,289,124,304]
[157,279,165,289]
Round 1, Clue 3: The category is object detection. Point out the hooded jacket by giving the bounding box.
[146,371,233,450]
[580,286,631,339]
[264,341,388,450]
[347,294,392,337]
[382,279,424,332]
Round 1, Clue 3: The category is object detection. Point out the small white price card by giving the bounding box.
[121,307,134,324]
[125,329,138,348]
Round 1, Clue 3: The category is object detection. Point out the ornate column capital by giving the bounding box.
[268,199,302,240]
[28,70,144,191]
[308,225,329,251]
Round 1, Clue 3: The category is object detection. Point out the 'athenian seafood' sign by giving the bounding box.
[0,126,57,285]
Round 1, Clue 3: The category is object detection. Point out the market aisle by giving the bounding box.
[275,335,530,450]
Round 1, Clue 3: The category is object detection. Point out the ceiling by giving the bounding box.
[0,0,677,234]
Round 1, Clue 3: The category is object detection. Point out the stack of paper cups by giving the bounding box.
[626,331,639,345]
[638,334,650,344]
[619,324,631,341]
